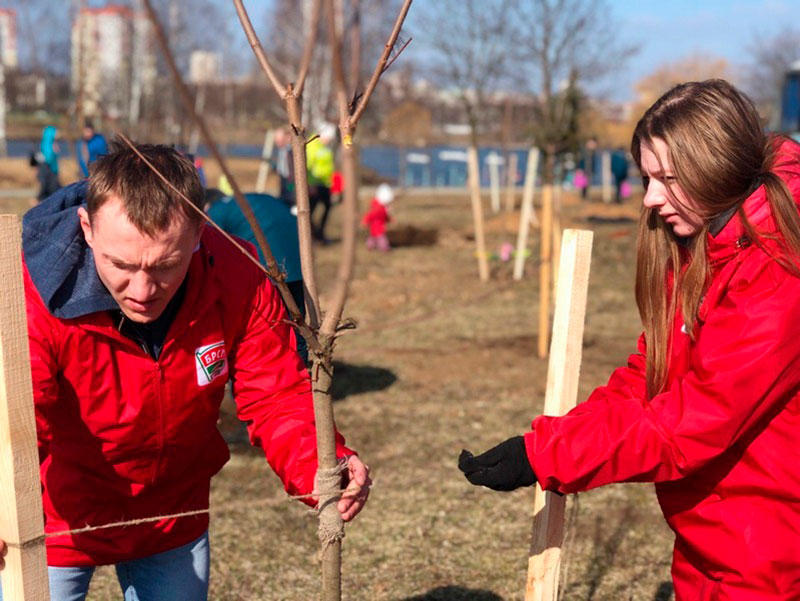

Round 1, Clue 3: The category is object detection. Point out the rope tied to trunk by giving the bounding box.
[315,460,348,554]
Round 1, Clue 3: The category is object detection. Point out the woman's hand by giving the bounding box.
[459,436,537,491]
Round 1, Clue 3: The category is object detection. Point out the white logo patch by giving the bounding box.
[195,341,228,386]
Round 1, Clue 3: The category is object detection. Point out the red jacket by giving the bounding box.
[362,199,391,237]
[25,224,352,567]
[524,140,800,599]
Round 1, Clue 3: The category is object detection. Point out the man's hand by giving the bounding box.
[338,455,371,522]
[458,436,536,491]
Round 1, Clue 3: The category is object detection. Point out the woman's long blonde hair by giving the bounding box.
[631,79,800,398]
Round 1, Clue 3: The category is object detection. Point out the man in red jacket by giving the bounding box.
[7,142,369,600]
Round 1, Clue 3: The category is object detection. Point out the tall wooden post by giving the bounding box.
[255,129,275,194]
[537,185,553,358]
[505,152,518,212]
[0,216,49,601]
[601,150,612,203]
[526,228,593,601]
[513,147,540,281]
[468,146,490,282]
[552,180,562,295]
[488,152,501,214]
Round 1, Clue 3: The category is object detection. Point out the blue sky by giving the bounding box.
[197,0,799,103]
[612,0,796,100]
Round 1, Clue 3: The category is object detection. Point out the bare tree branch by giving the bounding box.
[295,0,322,97]
[232,0,288,97]
[350,0,413,126]
[348,0,362,93]
[381,36,412,74]
[327,0,350,126]
[232,0,322,327]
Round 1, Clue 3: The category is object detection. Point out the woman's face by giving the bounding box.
[639,137,704,237]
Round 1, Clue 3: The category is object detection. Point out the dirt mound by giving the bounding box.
[387,224,439,247]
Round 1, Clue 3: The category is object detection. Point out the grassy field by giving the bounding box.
[0,157,675,600]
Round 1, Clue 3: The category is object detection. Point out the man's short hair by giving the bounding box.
[87,140,205,236]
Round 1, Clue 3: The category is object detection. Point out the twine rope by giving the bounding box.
[7,465,365,551]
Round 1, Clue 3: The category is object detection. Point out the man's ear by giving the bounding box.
[77,206,94,248]
[193,220,205,247]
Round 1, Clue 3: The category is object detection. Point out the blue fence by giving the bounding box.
[5,139,630,189]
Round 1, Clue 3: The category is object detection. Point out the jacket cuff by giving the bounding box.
[524,416,564,494]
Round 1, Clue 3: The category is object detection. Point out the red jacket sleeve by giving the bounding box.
[525,256,800,494]
[229,277,354,505]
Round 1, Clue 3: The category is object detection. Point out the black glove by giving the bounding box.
[458,436,536,492]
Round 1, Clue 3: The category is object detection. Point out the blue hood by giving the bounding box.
[22,180,118,319]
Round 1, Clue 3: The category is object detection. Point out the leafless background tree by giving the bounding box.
[745,26,800,128]
[416,0,517,148]
[514,0,635,176]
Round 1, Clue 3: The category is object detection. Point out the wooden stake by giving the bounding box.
[513,147,540,281]
[537,185,553,358]
[0,215,49,601]
[601,150,612,203]
[467,146,490,282]
[552,182,562,295]
[525,228,593,601]
[488,152,501,214]
[255,129,275,194]
[505,152,518,212]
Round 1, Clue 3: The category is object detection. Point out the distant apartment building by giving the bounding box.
[0,9,18,68]
[71,4,156,121]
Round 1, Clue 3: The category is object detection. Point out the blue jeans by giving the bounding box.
[0,531,209,601]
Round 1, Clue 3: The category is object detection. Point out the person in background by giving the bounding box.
[36,125,61,202]
[206,191,308,361]
[611,146,630,204]
[331,170,344,204]
[459,79,800,599]
[306,123,337,243]
[77,121,109,178]
[271,127,295,208]
[193,157,207,188]
[362,183,394,252]
[577,137,598,199]
[217,173,234,197]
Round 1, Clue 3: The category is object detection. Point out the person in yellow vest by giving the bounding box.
[306,123,337,243]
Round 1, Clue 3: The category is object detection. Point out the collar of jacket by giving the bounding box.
[705,138,800,268]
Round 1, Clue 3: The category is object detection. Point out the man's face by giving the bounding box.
[274,129,289,147]
[82,127,93,141]
[78,194,202,323]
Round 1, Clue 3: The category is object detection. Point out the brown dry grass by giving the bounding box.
[3,163,673,600]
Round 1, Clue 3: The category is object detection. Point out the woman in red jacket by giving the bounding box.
[460,79,800,599]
